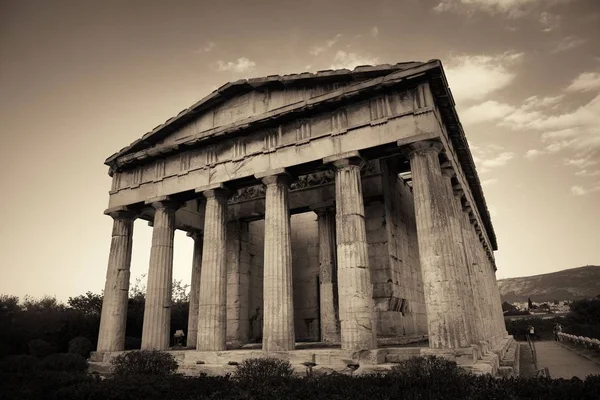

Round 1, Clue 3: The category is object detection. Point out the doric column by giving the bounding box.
[453,191,486,346]
[324,152,377,351]
[196,186,229,351]
[407,141,473,349]
[256,170,295,352]
[315,206,341,344]
[186,230,203,347]
[467,215,493,341]
[141,199,180,350]
[97,208,136,352]
[226,220,251,347]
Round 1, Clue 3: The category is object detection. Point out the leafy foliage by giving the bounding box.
[234,357,294,385]
[68,337,93,358]
[41,353,88,372]
[110,350,178,376]
[67,292,103,316]
[28,339,56,358]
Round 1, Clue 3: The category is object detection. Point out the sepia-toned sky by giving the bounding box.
[1,0,598,301]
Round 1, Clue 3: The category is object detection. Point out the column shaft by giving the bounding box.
[97,211,135,352]
[455,196,486,345]
[333,158,377,351]
[408,142,472,349]
[141,201,178,350]
[226,220,251,346]
[197,190,228,351]
[186,232,203,347]
[316,208,340,344]
[261,173,295,351]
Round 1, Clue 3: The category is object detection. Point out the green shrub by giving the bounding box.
[234,357,294,384]
[0,354,40,373]
[110,350,178,376]
[390,355,463,382]
[41,353,88,372]
[28,338,56,358]
[68,337,93,358]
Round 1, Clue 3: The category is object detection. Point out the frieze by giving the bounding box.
[228,185,266,204]
[289,170,335,191]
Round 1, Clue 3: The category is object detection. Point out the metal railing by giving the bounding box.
[526,334,551,378]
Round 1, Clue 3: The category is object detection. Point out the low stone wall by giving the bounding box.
[558,332,600,351]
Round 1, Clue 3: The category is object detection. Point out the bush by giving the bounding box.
[41,353,88,372]
[28,338,56,358]
[110,350,178,376]
[234,357,294,384]
[68,336,93,358]
[390,355,463,382]
[0,354,40,373]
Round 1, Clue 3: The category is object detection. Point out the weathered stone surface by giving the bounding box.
[141,200,179,350]
[328,153,377,351]
[315,208,340,344]
[186,231,203,347]
[407,141,472,349]
[260,172,295,351]
[100,65,506,361]
[197,189,229,351]
[226,220,251,346]
[97,210,135,352]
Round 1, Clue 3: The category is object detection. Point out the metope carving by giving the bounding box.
[228,185,266,204]
[290,170,335,191]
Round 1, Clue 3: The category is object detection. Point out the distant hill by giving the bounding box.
[498,265,600,303]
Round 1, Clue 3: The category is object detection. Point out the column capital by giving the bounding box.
[145,196,182,211]
[323,151,365,169]
[195,183,231,200]
[439,161,456,179]
[310,201,335,215]
[186,230,203,241]
[405,140,444,159]
[255,168,293,186]
[104,206,138,221]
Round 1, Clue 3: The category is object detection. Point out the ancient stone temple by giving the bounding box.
[92,60,516,375]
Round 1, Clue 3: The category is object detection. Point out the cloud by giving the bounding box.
[371,26,379,38]
[444,52,523,104]
[204,41,216,52]
[216,57,256,72]
[433,0,573,19]
[539,12,561,32]
[460,100,515,125]
[471,144,515,173]
[482,178,498,186]
[330,50,379,70]
[575,169,600,177]
[482,152,515,168]
[566,72,600,92]
[551,36,586,53]
[571,184,600,196]
[192,41,216,54]
[564,155,598,169]
[309,34,342,56]
[525,149,544,159]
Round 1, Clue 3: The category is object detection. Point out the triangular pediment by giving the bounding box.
[105,62,428,164]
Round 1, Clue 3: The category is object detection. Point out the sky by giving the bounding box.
[0,0,598,302]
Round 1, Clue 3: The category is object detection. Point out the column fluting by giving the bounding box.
[196,189,229,351]
[141,200,179,350]
[260,172,295,352]
[186,231,203,347]
[97,209,136,352]
[407,141,473,349]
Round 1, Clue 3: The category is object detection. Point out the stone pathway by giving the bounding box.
[535,341,600,379]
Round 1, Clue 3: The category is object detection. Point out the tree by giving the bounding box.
[502,301,518,313]
[67,292,102,315]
